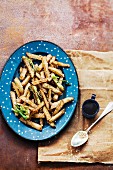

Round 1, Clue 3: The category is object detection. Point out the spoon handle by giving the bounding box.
[86,102,113,133]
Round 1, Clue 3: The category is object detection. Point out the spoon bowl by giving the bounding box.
[71,131,88,147]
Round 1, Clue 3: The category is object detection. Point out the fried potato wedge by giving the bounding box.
[51,97,74,109]
[22,56,34,78]
[26,52,42,60]
[43,83,62,95]
[49,67,64,77]
[49,109,65,122]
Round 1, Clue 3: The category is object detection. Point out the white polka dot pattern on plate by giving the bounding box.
[0,40,78,140]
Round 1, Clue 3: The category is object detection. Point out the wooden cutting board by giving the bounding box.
[38,50,113,164]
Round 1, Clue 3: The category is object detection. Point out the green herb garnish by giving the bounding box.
[52,75,59,83]
[62,80,71,86]
[12,104,30,120]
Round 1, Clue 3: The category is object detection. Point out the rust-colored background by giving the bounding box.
[0,0,113,169]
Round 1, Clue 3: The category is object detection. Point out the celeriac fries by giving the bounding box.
[10,52,74,131]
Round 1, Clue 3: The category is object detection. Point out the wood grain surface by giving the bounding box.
[0,0,113,169]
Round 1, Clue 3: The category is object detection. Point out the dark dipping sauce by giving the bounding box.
[83,101,98,115]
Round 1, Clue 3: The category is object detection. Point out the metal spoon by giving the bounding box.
[71,102,113,147]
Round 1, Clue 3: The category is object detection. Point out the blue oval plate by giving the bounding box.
[0,40,79,140]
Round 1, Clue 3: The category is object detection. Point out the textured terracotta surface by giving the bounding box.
[0,0,113,169]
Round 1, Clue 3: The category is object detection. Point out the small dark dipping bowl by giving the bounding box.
[82,94,100,119]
